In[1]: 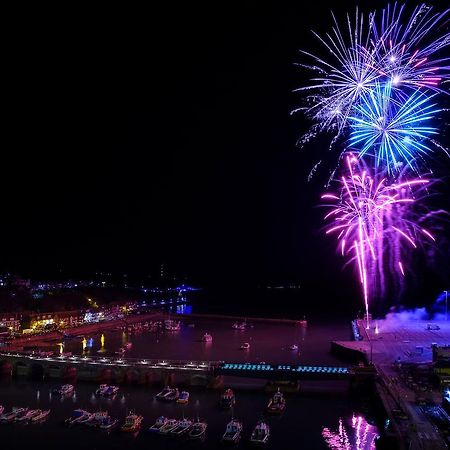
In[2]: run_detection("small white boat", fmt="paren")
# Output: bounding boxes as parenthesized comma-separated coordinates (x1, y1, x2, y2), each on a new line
(53, 384, 74, 396)
(170, 418, 193, 436)
(240, 342, 250, 350)
(159, 419, 179, 435)
(266, 389, 286, 414)
(177, 391, 189, 404)
(232, 322, 246, 330)
(1, 407, 27, 423)
(288, 344, 299, 351)
(222, 418, 243, 444)
(165, 388, 179, 402)
(95, 384, 119, 397)
(99, 415, 118, 431)
(188, 419, 207, 440)
(15, 409, 40, 422)
(31, 409, 50, 423)
(86, 411, 109, 427)
(250, 420, 270, 445)
(149, 416, 168, 433)
(202, 333, 213, 343)
(65, 409, 91, 426)
(155, 386, 172, 400)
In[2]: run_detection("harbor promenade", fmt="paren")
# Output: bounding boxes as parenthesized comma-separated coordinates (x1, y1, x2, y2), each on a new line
(333, 319, 450, 450)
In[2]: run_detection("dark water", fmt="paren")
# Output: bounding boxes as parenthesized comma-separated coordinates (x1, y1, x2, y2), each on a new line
(0, 315, 380, 449)
(62, 317, 352, 365)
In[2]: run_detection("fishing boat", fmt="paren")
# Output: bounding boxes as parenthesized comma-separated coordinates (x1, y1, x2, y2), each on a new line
(31, 409, 50, 423)
(155, 386, 172, 400)
(222, 418, 243, 444)
(15, 409, 39, 422)
(165, 388, 179, 402)
(53, 384, 75, 396)
(99, 415, 119, 431)
(266, 389, 286, 414)
(1, 407, 27, 423)
(250, 420, 270, 445)
(170, 417, 193, 436)
(177, 391, 189, 404)
(95, 384, 119, 397)
(188, 419, 207, 440)
(65, 409, 91, 426)
(148, 416, 169, 433)
(85, 411, 109, 427)
(240, 342, 250, 350)
(220, 389, 236, 409)
(202, 333, 213, 343)
(158, 419, 179, 435)
(121, 412, 143, 432)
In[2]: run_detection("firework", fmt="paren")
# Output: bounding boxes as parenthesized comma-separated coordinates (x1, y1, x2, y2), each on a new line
(294, 3, 449, 174)
(348, 81, 440, 173)
(370, 3, 450, 94)
(322, 154, 437, 326)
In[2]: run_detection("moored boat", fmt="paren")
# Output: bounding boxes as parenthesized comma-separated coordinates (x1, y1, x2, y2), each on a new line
(148, 416, 168, 433)
(250, 420, 270, 445)
(155, 386, 172, 401)
(65, 409, 91, 426)
(288, 344, 299, 351)
(220, 389, 236, 409)
(121, 412, 143, 432)
(31, 409, 50, 423)
(15, 409, 39, 423)
(1, 407, 27, 423)
(165, 388, 179, 402)
(266, 389, 286, 414)
(177, 391, 189, 404)
(170, 418, 193, 436)
(158, 419, 179, 435)
(53, 384, 74, 396)
(202, 333, 213, 343)
(222, 418, 243, 444)
(240, 342, 250, 350)
(95, 384, 119, 397)
(85, 411, 109, 427)
(188, 419, 207, 440)
(99, 415, 118, 431)
(15, 409, 41, 423)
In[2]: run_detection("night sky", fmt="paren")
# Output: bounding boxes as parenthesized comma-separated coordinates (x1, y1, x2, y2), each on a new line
(2, 1, 449, 310)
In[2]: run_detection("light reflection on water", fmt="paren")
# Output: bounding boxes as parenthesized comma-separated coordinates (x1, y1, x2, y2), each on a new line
(1, 318, 381, 449)
(322, 414, 377, 450)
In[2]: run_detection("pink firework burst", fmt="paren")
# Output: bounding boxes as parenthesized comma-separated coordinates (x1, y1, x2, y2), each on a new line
(322, 153, 438, 326)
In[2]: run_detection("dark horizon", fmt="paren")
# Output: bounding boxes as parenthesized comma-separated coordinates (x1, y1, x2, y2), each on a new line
(2, 1, 449, 311)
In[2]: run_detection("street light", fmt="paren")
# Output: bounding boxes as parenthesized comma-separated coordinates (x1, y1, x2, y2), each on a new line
(445, 290, 448, 321)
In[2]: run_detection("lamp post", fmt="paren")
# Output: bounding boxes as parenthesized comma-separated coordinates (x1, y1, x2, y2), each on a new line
(445, 290, 448, 321)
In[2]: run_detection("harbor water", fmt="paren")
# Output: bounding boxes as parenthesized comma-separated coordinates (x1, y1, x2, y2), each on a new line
(0, 307, 381, 449)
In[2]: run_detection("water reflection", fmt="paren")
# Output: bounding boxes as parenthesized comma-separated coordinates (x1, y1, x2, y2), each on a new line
(322, 415, 378, 450)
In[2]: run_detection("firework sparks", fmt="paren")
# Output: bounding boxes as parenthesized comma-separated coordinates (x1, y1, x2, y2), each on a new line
(295, 3, 449, 177)
(322, 154, 437, 326)
(348, 80, 441, 173)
